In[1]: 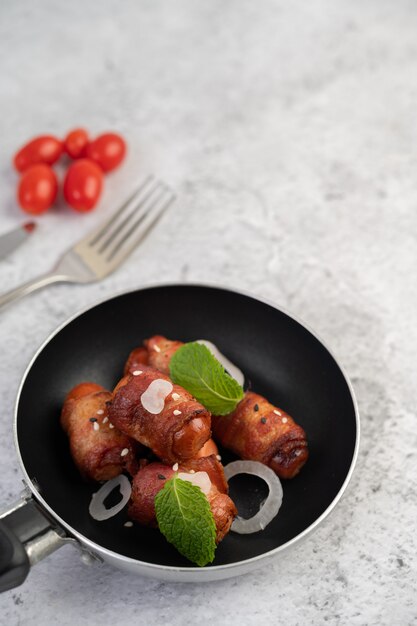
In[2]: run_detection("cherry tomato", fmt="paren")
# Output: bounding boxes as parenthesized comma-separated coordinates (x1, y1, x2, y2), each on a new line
(14, 135, 63, 173)
(64, 128, 89, 159)
(63, 159, 103, 212)
(85, 132, 126, 173)
(17, 164, 58, 215)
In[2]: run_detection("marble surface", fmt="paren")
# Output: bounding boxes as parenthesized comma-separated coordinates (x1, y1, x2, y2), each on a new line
(0, 0, 416, 624)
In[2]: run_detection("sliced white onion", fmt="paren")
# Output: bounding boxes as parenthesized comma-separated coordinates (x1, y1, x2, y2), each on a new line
(89, 475, 132, 521)
(141, 379, 173, 414)
(224, 460, 283, 534)
(196, 340, 245, 386)
(178, 471, 211, 495)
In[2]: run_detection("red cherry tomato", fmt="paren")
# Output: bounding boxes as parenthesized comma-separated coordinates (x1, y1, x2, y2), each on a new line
(63, 159, 104, 212)
(85, 132, 126, 173)
(14, 135, 63, 173)
(64, 128, 89, 159)
(17, 164, 58, 215)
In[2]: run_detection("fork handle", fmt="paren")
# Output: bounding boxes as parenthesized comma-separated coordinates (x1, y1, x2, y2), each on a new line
(0, 273, 68, 311)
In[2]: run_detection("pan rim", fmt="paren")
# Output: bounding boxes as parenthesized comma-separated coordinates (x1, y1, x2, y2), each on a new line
(13, 282, 360, 576)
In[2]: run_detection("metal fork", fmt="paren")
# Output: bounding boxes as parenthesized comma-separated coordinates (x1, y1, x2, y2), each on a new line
(0, 176, 175, 311)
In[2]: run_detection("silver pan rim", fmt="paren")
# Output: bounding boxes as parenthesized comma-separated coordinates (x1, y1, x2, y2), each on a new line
(13, 282, 360, 580)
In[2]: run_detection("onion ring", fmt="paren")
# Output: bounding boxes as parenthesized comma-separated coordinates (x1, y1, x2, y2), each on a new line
(89, 475, 132, 521)
(224, 460, 283, 534)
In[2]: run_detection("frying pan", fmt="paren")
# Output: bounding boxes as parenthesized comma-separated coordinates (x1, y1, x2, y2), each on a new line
(0, 284, 359, 589)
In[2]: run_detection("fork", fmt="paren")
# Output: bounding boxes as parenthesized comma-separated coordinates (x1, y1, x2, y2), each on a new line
(0, 176, 175, 311)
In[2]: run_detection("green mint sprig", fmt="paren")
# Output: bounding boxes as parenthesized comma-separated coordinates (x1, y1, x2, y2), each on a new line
(155, 474, 216, 567)
(169, 342, 244, 415)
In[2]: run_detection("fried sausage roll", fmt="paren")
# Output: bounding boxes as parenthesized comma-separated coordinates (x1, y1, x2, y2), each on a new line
(144, 335, 184, 375)
(195, 438, 219, 458)
(108, 365, 211, 464)
(128, 455, 236, 543)
(213, 391, 308, 479)
(123, 346, 149, 376)
(61, 382, 138, 482)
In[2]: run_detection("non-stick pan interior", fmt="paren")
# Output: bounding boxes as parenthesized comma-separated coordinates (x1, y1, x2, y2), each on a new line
(16, 285, 357, 567)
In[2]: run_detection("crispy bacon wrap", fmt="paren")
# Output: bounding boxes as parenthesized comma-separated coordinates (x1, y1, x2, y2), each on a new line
(213, 391, 308, 479)
(108, 365, 211, 464)
(195, 438, 219, 458)
(123, 346, 149, 376)
(61, 382, 138, 482)
(144, 335, 184, 375)
(128, 455, 236, 543)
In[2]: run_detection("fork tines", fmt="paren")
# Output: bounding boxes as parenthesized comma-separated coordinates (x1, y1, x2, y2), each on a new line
(82, 176, 175, 269)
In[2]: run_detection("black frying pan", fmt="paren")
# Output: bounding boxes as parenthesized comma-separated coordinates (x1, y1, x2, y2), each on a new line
(0, 284, 359, 589)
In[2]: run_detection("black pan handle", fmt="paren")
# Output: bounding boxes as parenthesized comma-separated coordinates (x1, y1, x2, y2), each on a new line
(0, 520, 30, 591)
(0, 493, 68, 592)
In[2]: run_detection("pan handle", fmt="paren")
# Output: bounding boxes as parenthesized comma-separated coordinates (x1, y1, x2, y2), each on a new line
(0, 520, 29, 591)
(0, 490, 71, 592)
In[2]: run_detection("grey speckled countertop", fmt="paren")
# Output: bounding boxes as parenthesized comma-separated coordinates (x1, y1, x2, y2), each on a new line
(0, 1, 416, 624)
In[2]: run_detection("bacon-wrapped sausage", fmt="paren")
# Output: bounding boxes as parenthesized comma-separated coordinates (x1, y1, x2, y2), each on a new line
(61, 382, 138, 482)
(144, 335, 184, 375)
(128, 455, 236, 543)
(195, 438, 219, 458)
(123, 346, 149, 376)
(213, 391, 308, 479)
(108, 365, 211, 464)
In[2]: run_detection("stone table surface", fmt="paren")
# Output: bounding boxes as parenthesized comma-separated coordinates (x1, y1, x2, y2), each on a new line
(0, 1, 416, 624)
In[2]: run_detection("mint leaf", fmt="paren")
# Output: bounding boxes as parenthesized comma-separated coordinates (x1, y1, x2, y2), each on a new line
(155, 474, 216, 567)
(169, 342, 244, 415)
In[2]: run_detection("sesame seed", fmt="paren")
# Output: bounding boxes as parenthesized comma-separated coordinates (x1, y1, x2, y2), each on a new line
(97, 409, 104, 415)
(102, 417, 108, 423)
(121, 448, 129, 457)
(274, 409, 282, 416)
(173, 409, 182, 416)
(171, 393, 180, 401)
(154, 345, 161, 353)
(109, 423, 115, 429)
(189, 469, 195, 474)
(216, 454, 222, 461)
(282, 417, 288, 424)
(124, 521, 133, 528)
(89, 417, 97, 422)
(132, 370, 143, 376)
(93, 422, 100, 431)
(172, 463, 179, 471)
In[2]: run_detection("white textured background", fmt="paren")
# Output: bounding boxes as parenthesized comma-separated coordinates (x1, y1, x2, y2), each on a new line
(0, 1, 416, 624)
